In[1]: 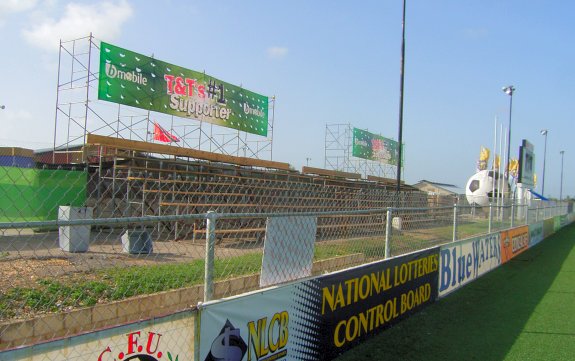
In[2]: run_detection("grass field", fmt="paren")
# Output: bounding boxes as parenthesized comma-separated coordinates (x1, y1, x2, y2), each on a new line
(335, 222, 575, 361)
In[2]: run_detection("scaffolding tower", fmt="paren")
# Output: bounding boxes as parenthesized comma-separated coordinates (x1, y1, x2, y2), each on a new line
(51, 34, 275, 164)
(324, 123, 398, 180)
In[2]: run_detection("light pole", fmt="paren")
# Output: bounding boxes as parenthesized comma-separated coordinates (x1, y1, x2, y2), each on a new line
(541, 129, 548, 196)
(502, 86, 515, 207)
(560, 150, 565, 202)
(502, 86, 515, 180)
(396, 0, 407, 196)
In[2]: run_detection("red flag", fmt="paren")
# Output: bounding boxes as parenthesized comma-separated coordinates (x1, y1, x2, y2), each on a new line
(153, 122, 180, 143)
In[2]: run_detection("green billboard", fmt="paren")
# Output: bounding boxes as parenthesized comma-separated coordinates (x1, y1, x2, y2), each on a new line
(352, 128, 400, 165)
(98, 42, 269, 136)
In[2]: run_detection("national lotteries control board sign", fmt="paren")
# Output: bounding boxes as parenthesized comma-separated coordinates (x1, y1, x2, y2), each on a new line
(98, 42, 269, 137)
(199, 248, 439, 361)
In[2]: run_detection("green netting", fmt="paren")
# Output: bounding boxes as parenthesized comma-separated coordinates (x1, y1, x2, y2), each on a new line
(0, 166, 87, 222)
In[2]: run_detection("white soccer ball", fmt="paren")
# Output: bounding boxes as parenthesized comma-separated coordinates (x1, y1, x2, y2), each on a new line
(465, 170, 509, 207)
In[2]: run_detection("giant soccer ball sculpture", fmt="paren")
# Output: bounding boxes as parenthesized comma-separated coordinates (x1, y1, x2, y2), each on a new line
(465, 170, 509, 207)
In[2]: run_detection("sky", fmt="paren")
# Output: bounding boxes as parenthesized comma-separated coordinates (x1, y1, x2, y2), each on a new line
(0, 0, 573, 199)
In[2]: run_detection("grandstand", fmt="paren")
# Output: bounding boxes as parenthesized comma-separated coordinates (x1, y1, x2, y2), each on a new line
(74, 134, 429, 243)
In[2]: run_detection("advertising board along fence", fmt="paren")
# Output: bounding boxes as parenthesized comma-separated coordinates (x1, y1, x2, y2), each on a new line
(199, 247, 439, 361)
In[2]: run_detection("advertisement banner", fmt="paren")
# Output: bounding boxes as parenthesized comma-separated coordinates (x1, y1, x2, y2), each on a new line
(200, 248, 439, 361)
(0, 311, 194, 361)
(352, 128, 399, 165)
(438, 233, 501, 297)
(501, 226, 530, 264)
(554, 217, 561, 232)
(529, 222, 544, 247)
(543, 218, 555, 237)
(260, 216, 317, 287)
(98, 42, 269, 136)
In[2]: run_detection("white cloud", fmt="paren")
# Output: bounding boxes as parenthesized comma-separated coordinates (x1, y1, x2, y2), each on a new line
(267, 46, 288, 60)
(0, 0, 38, 14)
(22, 0, 133, 52)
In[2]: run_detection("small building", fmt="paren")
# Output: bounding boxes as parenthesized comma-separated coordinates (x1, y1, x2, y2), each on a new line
(0, 147, 35, 168)
(412, 179, 464, 206)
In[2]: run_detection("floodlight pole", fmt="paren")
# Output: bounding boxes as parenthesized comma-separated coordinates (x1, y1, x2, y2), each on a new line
(502, 85, 515, 204)
(396, 0, 407, 203)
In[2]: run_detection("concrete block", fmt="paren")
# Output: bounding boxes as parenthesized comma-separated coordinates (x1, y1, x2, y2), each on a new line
(33, 313, 64, 338)
(63, 308, 92, 335)
(121, 230, 153, 254)
(179, 286, 203, 306)
(92, 304, 118, 324)
(58, 206, 93, 253)
(0, 320, 34, 344)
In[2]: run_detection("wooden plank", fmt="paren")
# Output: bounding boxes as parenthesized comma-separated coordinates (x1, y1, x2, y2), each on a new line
(301, 166, 362, 180)
(86, 134, 292, 171)
(367, 175, 404, 185)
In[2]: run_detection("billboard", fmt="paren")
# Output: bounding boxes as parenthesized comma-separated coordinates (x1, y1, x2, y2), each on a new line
(98, 42, 269, 136)
(438, 233, 501, 297)
(0, 311, 194, 361)
(200, 248, 439, 360)
(529, 221, 544, 247)
(352, 128, 400, 165)
(518, 139, 535, 186)
(500, 226, 530, 264)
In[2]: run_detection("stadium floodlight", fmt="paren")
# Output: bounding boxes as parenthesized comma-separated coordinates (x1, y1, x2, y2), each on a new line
(502, 85, 515, 200)
(541, 129, 548, 196)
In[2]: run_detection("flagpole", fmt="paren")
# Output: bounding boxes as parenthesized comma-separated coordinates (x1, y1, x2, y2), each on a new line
(170, 115, 174, 146)
(501, 126, 508, 220)
(498, 123, 503, 218)
(492, 116, 497, 207)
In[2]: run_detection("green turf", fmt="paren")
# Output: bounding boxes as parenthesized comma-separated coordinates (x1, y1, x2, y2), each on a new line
(335, 222, 575, 361)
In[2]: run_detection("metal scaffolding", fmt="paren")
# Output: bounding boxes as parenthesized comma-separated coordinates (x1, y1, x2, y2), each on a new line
(324, 123, 398, 180)
(51, 34, 275, 164)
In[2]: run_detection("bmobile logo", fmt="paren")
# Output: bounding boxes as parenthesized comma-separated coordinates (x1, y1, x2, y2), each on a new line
(205, 319, 248, 361)
(105, 63, 148, 86)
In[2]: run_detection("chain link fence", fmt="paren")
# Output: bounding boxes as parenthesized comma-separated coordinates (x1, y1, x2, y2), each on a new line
(0, 154, 570, 353)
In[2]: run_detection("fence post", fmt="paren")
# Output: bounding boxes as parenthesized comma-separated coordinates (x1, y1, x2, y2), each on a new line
(452, 204, 458, 242)
(204, 211, 217, 302)
(385, 207, 392, 259)
(511, 202, 515, 228)
(488, 203, 492, 233)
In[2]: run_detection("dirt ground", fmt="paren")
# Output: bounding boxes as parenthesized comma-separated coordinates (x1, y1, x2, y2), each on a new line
(0, 228, 259, 290)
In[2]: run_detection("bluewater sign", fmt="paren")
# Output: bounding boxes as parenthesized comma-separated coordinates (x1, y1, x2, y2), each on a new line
(438, 233, 501, 297)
